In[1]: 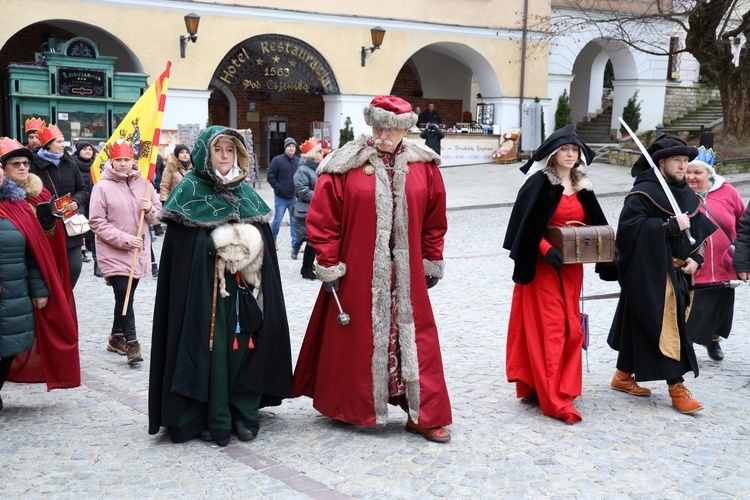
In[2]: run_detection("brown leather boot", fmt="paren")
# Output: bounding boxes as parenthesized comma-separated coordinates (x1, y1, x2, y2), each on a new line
(669, 382, 703, 414)
(126, 340, 143, 365)
(611, 369, 651, 396)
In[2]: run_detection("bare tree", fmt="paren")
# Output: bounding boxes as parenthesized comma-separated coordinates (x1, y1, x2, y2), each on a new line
(542, 0, 750, 143)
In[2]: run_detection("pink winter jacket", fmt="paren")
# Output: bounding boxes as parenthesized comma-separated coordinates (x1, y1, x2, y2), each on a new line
(694, 176, 746, 285)
(89, 161, 161, 279)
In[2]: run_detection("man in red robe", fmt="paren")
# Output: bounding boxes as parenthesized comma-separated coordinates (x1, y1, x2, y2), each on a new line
(291, 95, 452, 443)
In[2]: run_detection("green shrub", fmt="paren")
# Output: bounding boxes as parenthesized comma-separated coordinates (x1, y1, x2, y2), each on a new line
(555, 90, 573, 130)
(620, 91, 642, 135)
(339, 116, 354, 148)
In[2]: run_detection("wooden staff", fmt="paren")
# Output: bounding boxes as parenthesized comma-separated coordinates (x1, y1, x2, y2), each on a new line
(209, 255, 219, 350)
(121, 181, 152, 316)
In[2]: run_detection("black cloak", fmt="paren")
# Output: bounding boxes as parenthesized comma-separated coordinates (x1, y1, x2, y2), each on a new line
(607, 168, 717, 381)
(503, 168, 618, 284)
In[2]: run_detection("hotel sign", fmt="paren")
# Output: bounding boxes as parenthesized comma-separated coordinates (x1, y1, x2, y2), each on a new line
(215, 34, 339, 96)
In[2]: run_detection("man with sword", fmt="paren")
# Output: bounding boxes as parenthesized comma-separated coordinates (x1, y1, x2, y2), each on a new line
(607, 131, 716, 414)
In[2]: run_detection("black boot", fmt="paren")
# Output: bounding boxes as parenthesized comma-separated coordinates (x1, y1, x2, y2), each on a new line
(300, 244, 316, 280)
(94, 262, 103, 278)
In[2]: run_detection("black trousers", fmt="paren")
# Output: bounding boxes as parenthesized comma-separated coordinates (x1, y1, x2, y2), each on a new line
(0, 356, 14, 391)
(109, 275, 140, 341)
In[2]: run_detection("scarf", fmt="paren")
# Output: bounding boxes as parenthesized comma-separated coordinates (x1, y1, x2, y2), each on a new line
(37, 148, 65, 166)
(160, 126, 271, 228)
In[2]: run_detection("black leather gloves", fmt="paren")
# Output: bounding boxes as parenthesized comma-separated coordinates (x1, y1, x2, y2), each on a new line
(323, 279, 340, 293)
(544, 248, 565, 270)
(426, 276, 439, 289)
(35, 201, 63, 231)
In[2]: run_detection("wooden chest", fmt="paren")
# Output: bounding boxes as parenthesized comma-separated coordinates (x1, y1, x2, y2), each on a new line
(546, 222, 615, 264)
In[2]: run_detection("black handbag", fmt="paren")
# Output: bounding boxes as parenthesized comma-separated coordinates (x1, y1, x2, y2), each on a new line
(235, 274, 263, 349)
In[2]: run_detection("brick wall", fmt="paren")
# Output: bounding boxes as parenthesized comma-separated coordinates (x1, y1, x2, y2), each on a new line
(390, 65, 464, 124)
(209, 89, 324, 168)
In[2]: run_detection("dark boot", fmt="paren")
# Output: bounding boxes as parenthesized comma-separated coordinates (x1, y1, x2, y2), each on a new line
(126, 340, 143, 365)
(94, 262, 103, 278)
(300, 244, 316, 280)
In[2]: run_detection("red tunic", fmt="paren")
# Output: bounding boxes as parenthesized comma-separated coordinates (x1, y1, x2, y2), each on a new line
(506, 192, 586, 423)
(291, 140, 451, 428)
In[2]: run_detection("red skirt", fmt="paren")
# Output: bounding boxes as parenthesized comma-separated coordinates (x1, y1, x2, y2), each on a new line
(506, 255, 584, 423)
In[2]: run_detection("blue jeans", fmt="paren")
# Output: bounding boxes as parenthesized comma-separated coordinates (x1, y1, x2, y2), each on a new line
(271, 196, 298, 248)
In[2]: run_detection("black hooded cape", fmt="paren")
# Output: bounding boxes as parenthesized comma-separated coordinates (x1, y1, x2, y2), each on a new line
(607, 168, 717, 381)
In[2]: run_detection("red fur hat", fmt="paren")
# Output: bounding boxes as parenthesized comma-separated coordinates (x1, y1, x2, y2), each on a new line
(363, 95, 417, 130)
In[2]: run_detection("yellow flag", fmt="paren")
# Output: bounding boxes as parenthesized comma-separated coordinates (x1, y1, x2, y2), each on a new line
(91, 61, 171, 183)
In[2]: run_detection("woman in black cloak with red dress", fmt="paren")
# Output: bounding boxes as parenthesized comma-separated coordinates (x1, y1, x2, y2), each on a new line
(503, 126, 616, 424)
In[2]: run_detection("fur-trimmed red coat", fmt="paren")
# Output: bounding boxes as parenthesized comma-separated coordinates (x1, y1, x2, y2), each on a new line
(291, 135, 452, 428)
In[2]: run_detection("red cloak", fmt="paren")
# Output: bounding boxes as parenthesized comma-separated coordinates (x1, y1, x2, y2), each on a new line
(291, 138, 451, 428)
(1, 197, 80, 390)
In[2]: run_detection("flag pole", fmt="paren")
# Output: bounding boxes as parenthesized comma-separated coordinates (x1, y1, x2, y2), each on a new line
(122, 182, 152, 316)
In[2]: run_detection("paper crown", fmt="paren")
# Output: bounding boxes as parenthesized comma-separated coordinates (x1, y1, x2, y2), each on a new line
(0, 137, 26, 159)
(37, 124, 64, 146)
(299, 137, 320, 154)
(108, 139, 135, 160)
(695, 146, 716, 166)
(24, 117, 46, 134)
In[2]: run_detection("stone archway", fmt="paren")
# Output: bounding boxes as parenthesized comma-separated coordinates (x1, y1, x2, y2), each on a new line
(391, 42, 503, 125)
(208, 34, 340, 167)
(0, 20, 143, 136)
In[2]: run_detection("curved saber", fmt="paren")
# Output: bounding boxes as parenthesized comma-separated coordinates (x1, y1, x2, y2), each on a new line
(618, 117, 695, 244)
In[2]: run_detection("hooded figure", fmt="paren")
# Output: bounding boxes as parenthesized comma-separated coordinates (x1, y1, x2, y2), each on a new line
(503, 126, 615, 424)
(148, 126, 292, 446)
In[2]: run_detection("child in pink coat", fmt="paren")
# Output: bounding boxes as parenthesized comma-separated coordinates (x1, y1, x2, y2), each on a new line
(89, 139, 161, 365)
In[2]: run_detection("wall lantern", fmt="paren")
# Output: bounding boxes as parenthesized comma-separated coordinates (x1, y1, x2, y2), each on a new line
(179, 12, 201, 58)
(361, 27, 386, 67)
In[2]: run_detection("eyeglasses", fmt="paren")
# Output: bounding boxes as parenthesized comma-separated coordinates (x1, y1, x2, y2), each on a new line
(373, 128, 401, 137)
(4, 160, 31, 169)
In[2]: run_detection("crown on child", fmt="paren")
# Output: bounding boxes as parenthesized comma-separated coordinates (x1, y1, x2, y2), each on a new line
(696, 146, 715, 166)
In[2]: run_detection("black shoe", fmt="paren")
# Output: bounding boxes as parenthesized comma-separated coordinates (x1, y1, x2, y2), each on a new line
(94, 263, 103, 278)
(152, 263, 159, 277)
(301, 269, 316, 280)
(234, 420, 256, 441)
(199, 430, 213, 442)
(0, 394, 3, 411)
(707, 340, 724, 361)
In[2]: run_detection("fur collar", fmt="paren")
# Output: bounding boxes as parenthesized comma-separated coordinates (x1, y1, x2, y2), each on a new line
(542, 165, 592, 192)
(22, 173, 44, 198)
(318, 135, 440, 175)
(0, 178, 28, 202)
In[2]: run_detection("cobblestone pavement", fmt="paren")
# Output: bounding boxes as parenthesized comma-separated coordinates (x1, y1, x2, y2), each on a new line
(3, 163, 750, 498)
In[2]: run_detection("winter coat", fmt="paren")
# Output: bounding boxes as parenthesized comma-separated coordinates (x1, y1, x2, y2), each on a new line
(292, 157, 319, 242)
(159, 155, 191, 202)
(420, 127, 445, 155)
(71, 154, 94, 216)
(29, 151, 88, 248)
(267, 152, 299, 200)
(694, 177, 745, 284)
(89, 161, 161, 279)
(0, 180, 49, 359)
